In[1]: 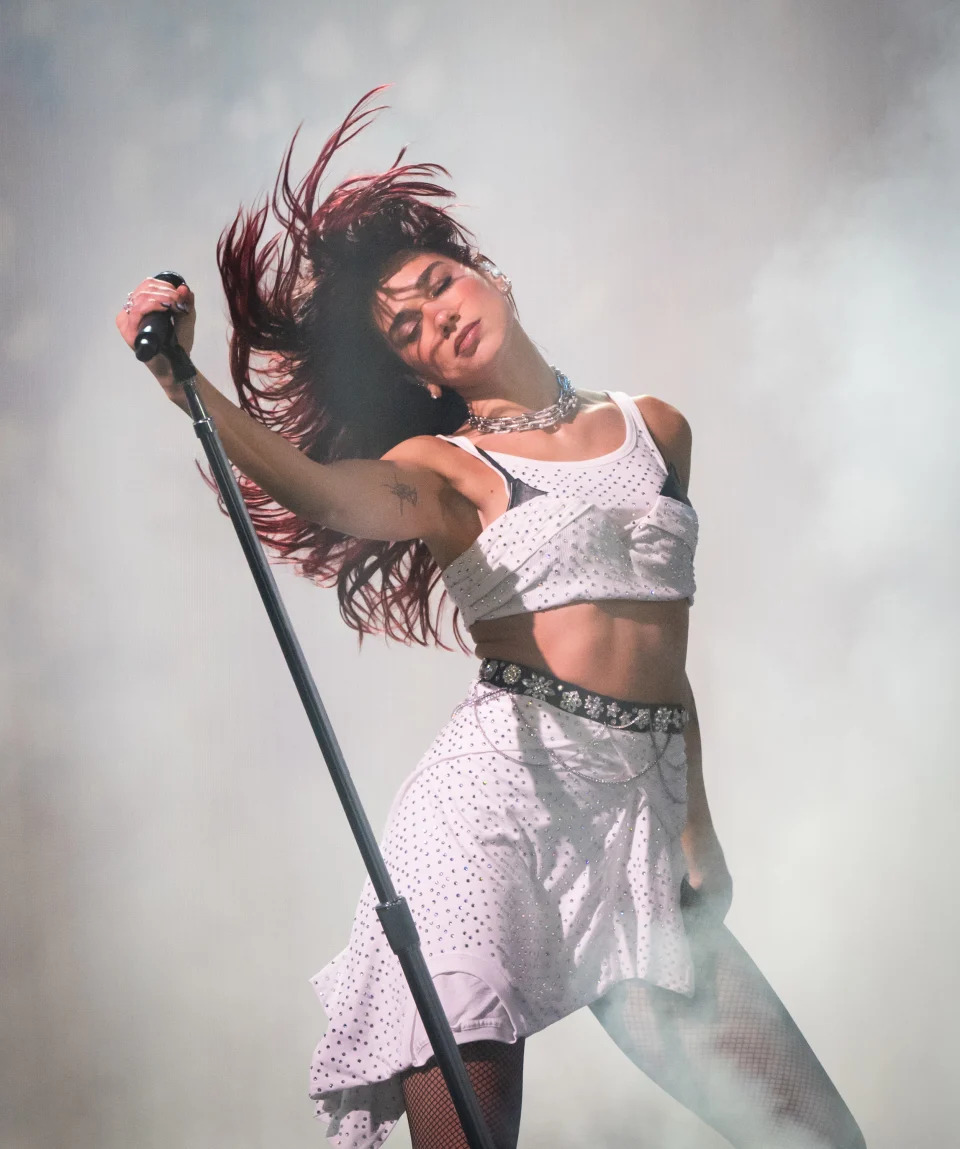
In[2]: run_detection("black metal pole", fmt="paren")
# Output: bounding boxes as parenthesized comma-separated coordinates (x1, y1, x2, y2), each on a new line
(156, 338, 497, 1149)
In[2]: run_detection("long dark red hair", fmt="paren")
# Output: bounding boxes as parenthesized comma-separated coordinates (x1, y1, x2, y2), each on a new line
(215, 89, 479, 648)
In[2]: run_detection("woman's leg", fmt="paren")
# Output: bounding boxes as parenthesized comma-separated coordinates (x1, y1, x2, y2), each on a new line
(401, 1038, 526, 1149)
(590, 925, 865, 1149)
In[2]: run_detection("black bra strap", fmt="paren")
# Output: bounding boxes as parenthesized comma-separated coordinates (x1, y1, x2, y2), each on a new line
(473, 445, 547, 511)
(659, 462, 691, 506)
(473, 444, 517, 486)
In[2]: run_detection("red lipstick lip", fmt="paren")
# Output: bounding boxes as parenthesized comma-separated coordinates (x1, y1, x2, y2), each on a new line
(454, 319, 480, 356)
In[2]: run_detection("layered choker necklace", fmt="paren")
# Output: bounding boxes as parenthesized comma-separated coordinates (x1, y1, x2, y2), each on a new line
(465, 367, 579, 435)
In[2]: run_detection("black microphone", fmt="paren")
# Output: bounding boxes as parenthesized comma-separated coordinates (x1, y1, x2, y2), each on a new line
(134, 270, 186, 362)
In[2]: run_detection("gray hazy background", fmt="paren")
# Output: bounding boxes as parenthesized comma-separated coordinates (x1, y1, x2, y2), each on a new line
(3, 2, 958, 1146)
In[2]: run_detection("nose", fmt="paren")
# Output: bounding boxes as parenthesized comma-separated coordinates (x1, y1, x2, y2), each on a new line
(434, 306, 459, 338)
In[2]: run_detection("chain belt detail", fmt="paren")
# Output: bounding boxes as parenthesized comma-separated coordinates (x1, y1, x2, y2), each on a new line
(477, 658, 689, 733)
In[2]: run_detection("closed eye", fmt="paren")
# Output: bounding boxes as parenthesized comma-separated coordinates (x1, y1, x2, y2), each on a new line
(393, 275, 454, 345)
(389, 309, 420, 345)
(399, 315, 421, 345)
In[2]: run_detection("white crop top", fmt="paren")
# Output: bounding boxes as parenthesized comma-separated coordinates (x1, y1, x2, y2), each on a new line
(438, 391, 698, 627)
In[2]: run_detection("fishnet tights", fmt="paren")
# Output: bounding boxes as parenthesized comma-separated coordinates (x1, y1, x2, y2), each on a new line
(401, 1039, 525, 1149)
(400, 927, 864, 1148)
(591, 923, 866, 1149)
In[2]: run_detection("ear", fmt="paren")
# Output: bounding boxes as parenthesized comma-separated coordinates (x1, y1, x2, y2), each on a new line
(476, 256, 512, 294)
(412, 375, 443, 400)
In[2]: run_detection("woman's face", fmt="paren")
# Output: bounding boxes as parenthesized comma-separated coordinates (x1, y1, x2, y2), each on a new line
(372, 252, 513, 391)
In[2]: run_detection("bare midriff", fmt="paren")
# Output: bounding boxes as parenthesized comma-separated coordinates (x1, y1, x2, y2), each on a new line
(469, 598, 690, 704)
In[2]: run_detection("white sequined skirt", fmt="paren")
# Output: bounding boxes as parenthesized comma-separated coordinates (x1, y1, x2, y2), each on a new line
(308, 679, 695, 1148)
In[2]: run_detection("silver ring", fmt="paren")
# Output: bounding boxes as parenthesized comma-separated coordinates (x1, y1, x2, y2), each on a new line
(123, 291, 134, 313)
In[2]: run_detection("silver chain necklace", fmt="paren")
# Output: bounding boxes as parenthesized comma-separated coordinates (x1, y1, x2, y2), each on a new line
(466, 367, 579, 434)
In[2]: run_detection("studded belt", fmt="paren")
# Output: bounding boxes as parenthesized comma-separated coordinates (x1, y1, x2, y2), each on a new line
(478, 658, 689, 732)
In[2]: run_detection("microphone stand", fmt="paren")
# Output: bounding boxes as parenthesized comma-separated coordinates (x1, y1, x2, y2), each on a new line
(156, 337, 497, 1149)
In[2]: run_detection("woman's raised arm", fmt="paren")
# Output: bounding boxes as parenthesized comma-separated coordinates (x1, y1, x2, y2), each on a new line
(116, 277, 469, 545)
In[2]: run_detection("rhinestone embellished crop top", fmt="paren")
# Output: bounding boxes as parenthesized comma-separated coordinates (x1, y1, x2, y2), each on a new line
(438, 391, 698, 627)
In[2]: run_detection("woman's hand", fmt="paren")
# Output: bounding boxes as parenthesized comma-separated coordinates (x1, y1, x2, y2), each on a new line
(680, 838, 733, 931)
(115, 277, 197, 397)
(677, 678, 732, 931)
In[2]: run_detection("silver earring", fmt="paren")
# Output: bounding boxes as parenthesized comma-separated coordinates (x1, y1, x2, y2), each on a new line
(478, 257, 512, 293)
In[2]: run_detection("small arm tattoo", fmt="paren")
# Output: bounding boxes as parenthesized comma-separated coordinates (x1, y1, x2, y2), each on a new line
(383, 478, 419, 515)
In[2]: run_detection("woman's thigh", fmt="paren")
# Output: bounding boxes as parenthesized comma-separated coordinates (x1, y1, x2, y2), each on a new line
(590, 925, 865, 1149)
(401, 1038, 525, 1149)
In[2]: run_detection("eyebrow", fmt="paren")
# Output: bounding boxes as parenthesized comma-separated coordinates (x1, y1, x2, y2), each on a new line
(386, 260, 443, 339)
